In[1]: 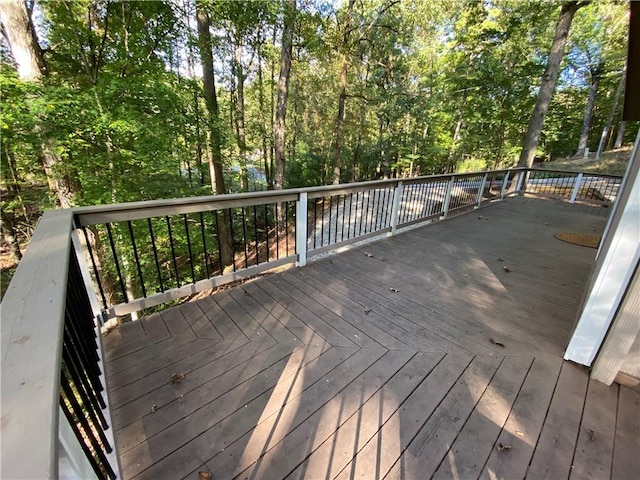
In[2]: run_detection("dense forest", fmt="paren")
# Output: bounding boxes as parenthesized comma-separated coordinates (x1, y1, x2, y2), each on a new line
(0, 0, 635, 269)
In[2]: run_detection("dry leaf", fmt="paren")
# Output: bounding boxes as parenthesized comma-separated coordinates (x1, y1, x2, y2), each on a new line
(199, 471, 212, 480)
(588, 428, 596, 441)
(171, 372, 185, 383)
(243, 290, 250, 296)
(497, 257, 504, 262)
(364, 252, 374, 258)
(151, 404, 157, 413)
(497, 442, 511, 452)
(515, 430, 525, 437)
(478, 216, 483, 220)
(364, 307, 371, 314)
(490, 338, 505, 347)
(503, 266, 511, 273)
(389, 287, 400, 293)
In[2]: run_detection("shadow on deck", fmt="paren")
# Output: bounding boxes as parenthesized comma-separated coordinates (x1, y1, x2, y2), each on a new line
(103, 197, 639, 480)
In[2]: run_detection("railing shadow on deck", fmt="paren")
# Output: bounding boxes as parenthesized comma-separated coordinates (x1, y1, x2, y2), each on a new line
(0, 167, 622, 478)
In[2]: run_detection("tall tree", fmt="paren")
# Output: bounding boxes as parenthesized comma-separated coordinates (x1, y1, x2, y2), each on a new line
(575, 58, 602, 156)
(195, 1, 233, 267)
(0, 0, 76, 208)
(517, 1, 588, 168)
(273, 0, 296, 190)
(331, 0, 355, 184)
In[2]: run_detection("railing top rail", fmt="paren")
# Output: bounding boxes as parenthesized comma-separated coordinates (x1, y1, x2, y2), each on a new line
(73, 168, 523, 226)
(527, 168, 624, 179)
(0, 209, 74, 479)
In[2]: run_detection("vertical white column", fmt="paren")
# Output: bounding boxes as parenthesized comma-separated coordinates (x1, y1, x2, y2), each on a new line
(390, 181, 404, 235)
(570, 173, 584, 203)
(296, 192, 308, 266)
(475, 173, 488, 208)
(442, 176, 455, 218)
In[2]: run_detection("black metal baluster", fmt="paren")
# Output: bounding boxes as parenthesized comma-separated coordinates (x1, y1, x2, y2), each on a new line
(363, 190, 371, 233)
(214, 211, 224, 274)
(288, 201, 292, 256)
(183, 214, 196, 283)
(275, 203, 280, 259)
(334, 196, 339, 244)
(165, 216, 180, 288)
(347, 193, 354, 239)
(264, 203, 270, 262)
(228, 208, 237, 272)
(313, 197, 318, 249)
(356, 191, 363, 236)
(62, 348, 108, 430)
(199, 212, 210, 278)
(105, 223, 128, 303)
(127, 221, 146, 298)
(341, 194, 347, 241)
(373, 188, 381, 230)
(80, 227, 107, 309)
(59, 396, 114, 480)
(253, 205, 260, 265)
(320, 197, 326, 247)
(147, 218, 164, 292)
(241, 207, 249, 269)
(328, 195, 333, 245)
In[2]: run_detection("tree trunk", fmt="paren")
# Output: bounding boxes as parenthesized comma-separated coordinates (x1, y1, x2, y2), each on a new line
(273, 0, 296, 191)
(331, 0, 356, 185)
(0, 0, 47, 80)
(195, 1, 233, 268)
(233, 31, 249, 191)
(0, 210, 22, 263)
(576, 62, 602, 157)
(596, 63, 627, 160)
(614, 120, 626, 149)
(1, 0, 77, 208)
(257, 32, 270, 189)
(517, 1, 586, 168)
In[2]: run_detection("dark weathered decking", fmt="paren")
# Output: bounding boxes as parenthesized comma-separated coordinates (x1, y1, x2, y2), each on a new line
(103, 197, 640, 480)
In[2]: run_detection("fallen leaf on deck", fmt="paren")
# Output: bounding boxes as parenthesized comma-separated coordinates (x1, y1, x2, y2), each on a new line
(364, 252, 374, 257)
(389, 287, 400, 293)
(199, 471, 212, 480)
(497, 442, 511, 452)
(489, 338, 505, 347)
(364, 307, 371, 314)
(588, 428, 596, 441)
(243, 290, 250, 296)
(503, 266, 511, 273)
(478, 216, 483, 220)
(151, 404, 157, 413)
(171, 372, 185, 383)
(515, 430, 524, 437)
(497, 257, 504, 262)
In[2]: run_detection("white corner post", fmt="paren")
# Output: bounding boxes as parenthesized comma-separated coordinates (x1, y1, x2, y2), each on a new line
(475, 173, 488, 208)
(442, 176, 455, 218)
(296, 192, 308, 266)
(390, 181, 404, 235)
(515, 170, 527, 195)
(58, 406, 95, 480)
(565, 128, 640, 371)
(569, 173, 583, 204)
(500, 171, 510, 200)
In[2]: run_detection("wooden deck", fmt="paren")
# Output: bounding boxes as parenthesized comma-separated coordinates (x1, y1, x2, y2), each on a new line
(103, 197, 639, 480)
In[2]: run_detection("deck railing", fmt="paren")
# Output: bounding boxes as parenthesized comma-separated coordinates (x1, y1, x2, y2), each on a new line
(0, 166, 621, 478)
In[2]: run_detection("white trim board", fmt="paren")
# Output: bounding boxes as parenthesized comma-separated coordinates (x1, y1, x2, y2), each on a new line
(565, 128, 640, 367)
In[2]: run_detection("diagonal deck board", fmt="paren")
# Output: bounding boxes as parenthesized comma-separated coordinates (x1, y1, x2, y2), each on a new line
(102, 198, 638, 480)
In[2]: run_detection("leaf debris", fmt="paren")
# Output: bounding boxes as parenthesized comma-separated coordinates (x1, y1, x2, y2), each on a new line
(489, 338, 505, 347)
(171, 372, 185, 383)
(588, 428, 596, 441)
(497, 442, 511, 452)
(364, 252, 374, 257)
(503, 266, 511, 273)
(151, 404, 158, 413)
(199, 471, 212, 480)
(389, 287, 400, 293)
(364, 307, 371, 314)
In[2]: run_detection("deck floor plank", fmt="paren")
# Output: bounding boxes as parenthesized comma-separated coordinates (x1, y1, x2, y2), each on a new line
(612, 386, 640, 480)
(99, 198, 637, 480)
(526, 361, 590, 479)
(570, 378, 619, 480)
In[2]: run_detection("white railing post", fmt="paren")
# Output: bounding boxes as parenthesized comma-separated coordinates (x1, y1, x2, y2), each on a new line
(475, 173, 488, 208)
(570, 173, 584, 203)
(442, 176, 455, 218)
(390, 181, 404, 235)
(500, 171, 510, 199)
(515, 170, 526, 194)
(296, 192, 308, 266)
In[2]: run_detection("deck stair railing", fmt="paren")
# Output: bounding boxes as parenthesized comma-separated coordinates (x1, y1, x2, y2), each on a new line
(0, 166, 622, 479)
